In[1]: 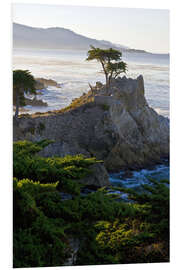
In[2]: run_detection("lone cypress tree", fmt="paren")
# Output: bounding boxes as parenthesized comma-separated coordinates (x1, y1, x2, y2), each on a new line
(86, 46, 127, 87)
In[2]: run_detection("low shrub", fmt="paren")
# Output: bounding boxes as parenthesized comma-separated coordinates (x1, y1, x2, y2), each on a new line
(13, 140, 169, 267)
(76, 179, 169, 265)
(13, 178, 70, 268)
(13, 140, 97, 192)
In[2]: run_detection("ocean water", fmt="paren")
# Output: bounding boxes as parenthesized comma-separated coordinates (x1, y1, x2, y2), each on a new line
(110, 161, 169, 188)
(13, 48, 169, 117)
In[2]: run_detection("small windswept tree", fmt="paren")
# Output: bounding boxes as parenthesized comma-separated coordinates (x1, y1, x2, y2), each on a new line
(106, 61, 127, 86)
(86, 46, 127, 87)
(13, 70, 36, 118)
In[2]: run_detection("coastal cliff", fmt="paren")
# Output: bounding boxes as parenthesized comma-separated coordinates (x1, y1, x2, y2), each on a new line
(13, 75, 169, 173)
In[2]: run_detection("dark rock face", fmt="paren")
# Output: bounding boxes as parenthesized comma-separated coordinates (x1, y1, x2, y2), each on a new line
(13, 75, 169, 184)
(78, 163, 110, 187)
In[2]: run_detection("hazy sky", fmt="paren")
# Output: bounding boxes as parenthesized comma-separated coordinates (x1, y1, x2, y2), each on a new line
(12, 3, 169, 53)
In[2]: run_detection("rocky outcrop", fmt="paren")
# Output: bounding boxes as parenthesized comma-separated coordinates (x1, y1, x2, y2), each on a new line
(35, 78, 61, 89)
(13, 75, 169, 175)
(35, 79, 45, 90)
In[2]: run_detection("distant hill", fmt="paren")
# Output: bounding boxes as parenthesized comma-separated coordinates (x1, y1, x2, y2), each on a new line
(13, 22, 147, 53)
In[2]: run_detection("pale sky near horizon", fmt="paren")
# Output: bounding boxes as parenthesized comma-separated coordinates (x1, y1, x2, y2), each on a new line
(12, 3, 169, 54)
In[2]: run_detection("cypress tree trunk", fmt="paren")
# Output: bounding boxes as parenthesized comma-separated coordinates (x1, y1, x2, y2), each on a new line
(100, 61, 108, 88)
(107, 77, 111, 88)
(105, 73, 108, 87)
(15, 94, 20, 119)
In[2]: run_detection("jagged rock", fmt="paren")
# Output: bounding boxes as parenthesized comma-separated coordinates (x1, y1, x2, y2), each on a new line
(35, 80, 45, 90)
(13, 75, 169, 177)
(24, 97, 48, 107)
(35, 78, 61, 88)
(78, 163, 110, 187)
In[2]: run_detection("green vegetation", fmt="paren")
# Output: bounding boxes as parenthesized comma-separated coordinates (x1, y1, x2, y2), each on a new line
(13, 140, 169, 267)
(13, 140, 97, 194)
(13, 178, 70, 268)
(13, 70, 36, 118)
(76, 180, 169, 265)
(86, 46, 127, 87)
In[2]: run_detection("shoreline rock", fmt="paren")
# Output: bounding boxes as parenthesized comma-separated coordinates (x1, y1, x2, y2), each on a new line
(13, 75, 169, 183)
(35, 78, 61, 89)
